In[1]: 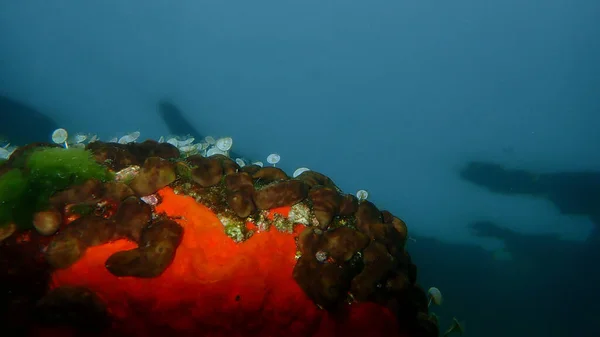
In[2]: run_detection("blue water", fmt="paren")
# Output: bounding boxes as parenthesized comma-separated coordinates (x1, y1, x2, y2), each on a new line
(1, 1, 599, 336)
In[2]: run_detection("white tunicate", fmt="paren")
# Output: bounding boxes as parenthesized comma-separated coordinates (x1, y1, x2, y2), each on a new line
(158, 136, 165, 143)
(118, 131, 140, 144)
(0, 147, 11, 159)
(108, 137, 118, 143)
(166, 137, 179, 147)
(51, 128, 68, 144)
(73, 134, 87, 144)
(356, 189, 369, 201)
(178, 144, 197, 153)
(88, 135, 98, 143)
(235, 158, 246, 167)
(178, 137, 195, 147)
(129, 131, 141, 141)
(267, 153, 280, 166)
(204, 136, 216, 145)
(206, 146, 227, 157)
(216, 137, 233, 151)
(427, 287, 443, 306)
(7, 145, 17, 155)
(252, 161, 264, 167)
(293, 167, 310, 178)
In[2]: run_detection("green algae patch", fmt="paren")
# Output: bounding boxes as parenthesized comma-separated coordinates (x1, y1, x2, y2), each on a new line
(0, 169, 29, 227)
(0, 147, 114, 230)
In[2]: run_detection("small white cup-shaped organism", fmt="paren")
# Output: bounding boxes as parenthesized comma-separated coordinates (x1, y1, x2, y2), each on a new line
(206, 146, 227, 157)
(427, 287, 443, 307)
(119, 131, 141, 144)
(443, 317, 464, 337)
(267, 153, 280, 166)
(293, 167, 310, 178)
(166, 137, 179, 147)
(204, 136, 216, 145)
(0, 146, 16, 160)
(178, 144, 197, 156)
(356, 189, 369, 201)
(73, 133, 87, 144)
(178, 136, 195, 147)
(235, 158, 246, 167)
(216, 137, 233, 152)
(130, 131, 141, 141)
(51, 128, 69, 148)
(252, 161, 264, 167)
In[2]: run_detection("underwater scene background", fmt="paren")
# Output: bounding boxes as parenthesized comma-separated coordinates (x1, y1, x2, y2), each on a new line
(1, 1, 599, 336)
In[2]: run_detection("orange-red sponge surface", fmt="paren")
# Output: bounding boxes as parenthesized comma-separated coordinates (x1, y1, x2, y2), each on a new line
(45, 187, 406, 337)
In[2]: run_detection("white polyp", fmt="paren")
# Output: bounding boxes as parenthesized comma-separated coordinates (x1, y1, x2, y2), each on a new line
(74, 134, 87, 144)
(206, 146, 227, 157)
(51, 128, 68, 144)
(267, 153, 280, 166)
(252, 161, 264, 167)
(178, 137, 195, 147)
(293, 167, 310, 178)
(119, 131, 141, 144)
(166, 138, 179, 147)
(235, 158, 246, 167)
(205, 136, 216, 145)
(427, 287, 443, 306)
(356, 189, 369, 201)
(0, 147, 13, 160)
(216, 137, 233, 151)
(179, 145, 196, 153)
(129, 131, 141, 141)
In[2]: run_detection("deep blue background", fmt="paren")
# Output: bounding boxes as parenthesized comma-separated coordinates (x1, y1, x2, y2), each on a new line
(2, 1, 599, 336)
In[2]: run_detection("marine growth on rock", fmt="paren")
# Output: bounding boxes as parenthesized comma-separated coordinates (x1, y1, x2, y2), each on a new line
(0, 133, 439, 337)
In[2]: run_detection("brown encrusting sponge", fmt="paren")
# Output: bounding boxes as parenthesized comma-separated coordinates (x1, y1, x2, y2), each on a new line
(0, 139, 439, 337)
(105, 218, 183, 278)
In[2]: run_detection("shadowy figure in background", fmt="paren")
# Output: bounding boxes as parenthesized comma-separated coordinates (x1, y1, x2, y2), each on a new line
(157, 99, 243, 160)
(157, 100, 202, 141)
(459, 161, 600, 244)
(0, 95, 58, 145)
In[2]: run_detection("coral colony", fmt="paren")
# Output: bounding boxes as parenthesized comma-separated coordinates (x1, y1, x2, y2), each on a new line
(0, 129, 463, 337)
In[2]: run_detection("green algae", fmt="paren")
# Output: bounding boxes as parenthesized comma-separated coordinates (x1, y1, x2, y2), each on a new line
(0, 169, 29, 227)
(0, 147, 114, 230)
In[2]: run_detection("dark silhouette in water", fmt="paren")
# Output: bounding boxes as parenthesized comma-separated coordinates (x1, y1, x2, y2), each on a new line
(411, 220, 599, 337)
(0, 95, 59, 145)
(157, 100, 243, 160)
(157, 100, 202, 141)
(459, 161, 600, 242)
